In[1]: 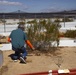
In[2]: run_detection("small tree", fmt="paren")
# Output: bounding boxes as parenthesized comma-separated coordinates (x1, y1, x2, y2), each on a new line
(26, 19, 60, 51)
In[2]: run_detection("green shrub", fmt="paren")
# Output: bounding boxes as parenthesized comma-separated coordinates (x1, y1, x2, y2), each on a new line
(64, 30, 76, 38)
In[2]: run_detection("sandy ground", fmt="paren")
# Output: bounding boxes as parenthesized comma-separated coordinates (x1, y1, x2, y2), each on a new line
(0, 47, 76, 75)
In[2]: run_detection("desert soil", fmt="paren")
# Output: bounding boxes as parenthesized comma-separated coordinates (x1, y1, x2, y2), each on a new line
(0, 47, 76, 75)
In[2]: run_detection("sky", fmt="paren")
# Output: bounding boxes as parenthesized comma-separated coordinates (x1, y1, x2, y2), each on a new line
(0, 0, 76, 13)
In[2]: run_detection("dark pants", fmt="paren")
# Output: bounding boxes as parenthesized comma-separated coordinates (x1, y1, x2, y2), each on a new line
(12, 46, 27, 60)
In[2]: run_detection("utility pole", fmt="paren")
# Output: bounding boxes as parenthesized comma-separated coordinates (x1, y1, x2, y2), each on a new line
(64, 10, 66, 28)
(18, 10, 21, 22)
(64, 15, 65, 27)
(3, 14, 6, 32)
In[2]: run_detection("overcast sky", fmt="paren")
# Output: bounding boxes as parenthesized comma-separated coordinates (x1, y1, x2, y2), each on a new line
(0, 0, 76, 13)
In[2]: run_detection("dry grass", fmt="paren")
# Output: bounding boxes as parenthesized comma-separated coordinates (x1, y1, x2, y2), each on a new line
(0, 65, 8, 75)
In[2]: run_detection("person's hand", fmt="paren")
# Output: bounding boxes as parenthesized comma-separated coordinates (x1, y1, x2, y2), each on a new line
(32, 47, 35, 51)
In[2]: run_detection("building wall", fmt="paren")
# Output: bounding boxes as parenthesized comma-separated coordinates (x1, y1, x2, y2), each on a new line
(0, 50, 3, 68)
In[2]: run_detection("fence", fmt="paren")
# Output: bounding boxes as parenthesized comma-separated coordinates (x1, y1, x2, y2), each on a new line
(0, 19, 76, 33)
(0, 24, 18, 33)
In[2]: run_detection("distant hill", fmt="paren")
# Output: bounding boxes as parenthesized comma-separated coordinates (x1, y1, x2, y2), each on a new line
(0, 9, 76, 19)
(9, 9, 76, 13)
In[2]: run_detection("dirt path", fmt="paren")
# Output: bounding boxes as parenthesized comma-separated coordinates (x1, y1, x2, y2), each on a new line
(1, 47, 76, 75)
